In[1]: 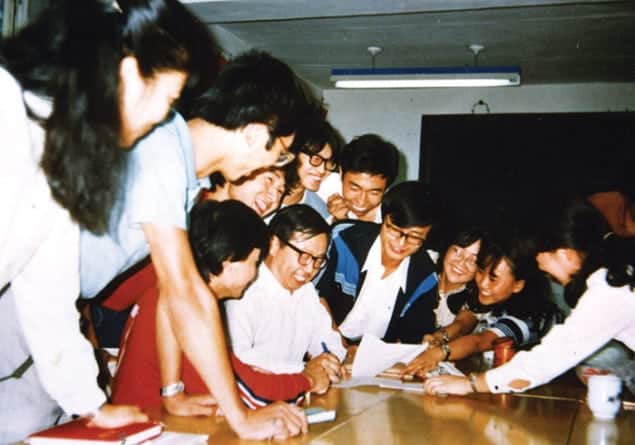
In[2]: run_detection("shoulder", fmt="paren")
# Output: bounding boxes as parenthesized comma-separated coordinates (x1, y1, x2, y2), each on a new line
(131, 112, 185, 159)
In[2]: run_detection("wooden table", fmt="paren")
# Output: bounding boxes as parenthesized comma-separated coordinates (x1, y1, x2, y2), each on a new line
(150, 376, 635, 444)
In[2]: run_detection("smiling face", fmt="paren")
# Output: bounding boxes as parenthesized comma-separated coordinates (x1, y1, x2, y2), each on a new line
(228, 168, 285, 217)
(265, 232, 328, 292)
(475, 257, 525, 306)
(341, 171, 387, 219)
(442, 240, 481, 289)
(119, 59, 187, 148)
(379, 216, 431, 269)
(297, 143, 334, 192)
(536, 248, 584, 286)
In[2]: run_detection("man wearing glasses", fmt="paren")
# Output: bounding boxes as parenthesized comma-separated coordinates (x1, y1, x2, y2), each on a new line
(225, 205, 346, 399)
(317, 181, 440, 344)
(80, 51, 315, 439)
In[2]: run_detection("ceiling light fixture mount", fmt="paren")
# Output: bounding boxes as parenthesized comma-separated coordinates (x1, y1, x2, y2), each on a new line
(331, 43, 520, 89)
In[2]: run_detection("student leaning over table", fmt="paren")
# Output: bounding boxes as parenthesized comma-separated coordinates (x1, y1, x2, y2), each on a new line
(402, 228, 561, 378)
(225, 205, 346, 396)
(79, 51, 318, 439)
(0, 1, 217, 442)
(424, 199, 635, 396)
(111, 201, 314, 416)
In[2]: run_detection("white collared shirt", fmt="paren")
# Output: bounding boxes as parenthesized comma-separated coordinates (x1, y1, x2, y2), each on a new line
(224, 264, 346, 374)
(339, 235, 410, 340)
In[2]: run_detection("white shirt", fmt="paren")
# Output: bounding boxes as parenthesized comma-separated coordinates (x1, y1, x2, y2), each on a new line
(224, 264, 346, 374)
(486, 268, 635, 393)
(0, 68, 105, 414)
(338, 236, 410, 340)
(316, 172, 382, 224)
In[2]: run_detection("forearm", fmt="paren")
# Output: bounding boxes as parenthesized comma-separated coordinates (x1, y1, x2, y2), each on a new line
(161, 277, 247, 426)
(446, 332, 497, 362)
(144, 224, 247, 427)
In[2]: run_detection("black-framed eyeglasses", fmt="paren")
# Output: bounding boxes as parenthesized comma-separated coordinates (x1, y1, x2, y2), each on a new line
(302, 151, 337, 172)
(384, 218, 426, 246)
(281, 238, 328, 270)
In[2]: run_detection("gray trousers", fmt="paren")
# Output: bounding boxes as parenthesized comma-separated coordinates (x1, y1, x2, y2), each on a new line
(0, 286, 64, 445)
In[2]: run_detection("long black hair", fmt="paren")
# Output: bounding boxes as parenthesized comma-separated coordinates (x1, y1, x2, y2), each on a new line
(1, 0, 218, 233)
(538, 198, 635, 306)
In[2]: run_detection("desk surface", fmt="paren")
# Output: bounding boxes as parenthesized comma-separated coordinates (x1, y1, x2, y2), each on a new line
(149, 378, 635, 444)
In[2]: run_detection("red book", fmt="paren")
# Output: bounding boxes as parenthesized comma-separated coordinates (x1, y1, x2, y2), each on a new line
(27, 418, 163, 445)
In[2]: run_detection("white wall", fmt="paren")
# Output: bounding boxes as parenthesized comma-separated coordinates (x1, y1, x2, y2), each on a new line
(323, 83, 635, 180)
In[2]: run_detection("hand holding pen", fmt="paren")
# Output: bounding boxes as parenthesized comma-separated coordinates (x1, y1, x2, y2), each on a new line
(319, 342, 343, 383)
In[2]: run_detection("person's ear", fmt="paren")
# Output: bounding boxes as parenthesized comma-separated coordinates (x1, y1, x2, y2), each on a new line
(269, 236, 281, 256)
(511, 279, 525, 294)
(119, 56, 143, 104)
(242, 123, 269, 151)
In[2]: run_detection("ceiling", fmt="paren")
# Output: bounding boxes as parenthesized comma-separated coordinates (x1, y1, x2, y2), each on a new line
(184, 0, 635, 90)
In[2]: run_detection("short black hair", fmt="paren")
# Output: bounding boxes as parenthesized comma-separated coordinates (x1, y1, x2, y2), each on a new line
(187, 50, 316, 142)
(340, 134, 400, 186)
(268, 204, 330, 244)
(188, 200, 269, 279)
(381, 181, 440, 228)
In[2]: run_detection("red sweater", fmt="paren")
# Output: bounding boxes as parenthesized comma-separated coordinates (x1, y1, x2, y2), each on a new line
(110, 263, 310, 408)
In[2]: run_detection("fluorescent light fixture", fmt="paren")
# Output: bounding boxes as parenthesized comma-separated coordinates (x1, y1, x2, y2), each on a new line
(330, 66, 520, 88)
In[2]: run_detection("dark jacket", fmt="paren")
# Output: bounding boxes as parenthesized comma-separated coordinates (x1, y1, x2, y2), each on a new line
(316, 221, 438, 343)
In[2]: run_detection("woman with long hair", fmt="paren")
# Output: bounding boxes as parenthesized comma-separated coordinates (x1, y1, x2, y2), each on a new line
(0, 1, 217, 441)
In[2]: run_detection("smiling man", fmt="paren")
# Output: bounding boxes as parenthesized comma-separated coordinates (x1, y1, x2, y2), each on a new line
(317, 134, 400, 223)
(225, 205, 346, 399)
(80, 51, 316, 440)
(317, 181, 441, 344)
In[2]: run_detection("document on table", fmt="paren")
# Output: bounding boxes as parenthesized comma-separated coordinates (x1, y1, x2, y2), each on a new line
(351, 334, 427, 378)
(334, 334, 464, 391)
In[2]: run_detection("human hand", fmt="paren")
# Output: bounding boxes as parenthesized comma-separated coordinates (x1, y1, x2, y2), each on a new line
(312, 352, 343, 383)
(400, 348, 444, 379)
(327, 194, 349, 221)
(162, 392, 218, 417)
(424, 375, 472, 396)
(422, 333, 443, 347)
(234, 402, 307, 440)
(303, 359, 332, 394)
(87, 403, 148, 428)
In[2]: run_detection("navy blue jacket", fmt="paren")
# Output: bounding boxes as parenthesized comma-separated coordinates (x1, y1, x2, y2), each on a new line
(316, 221, 438, 343)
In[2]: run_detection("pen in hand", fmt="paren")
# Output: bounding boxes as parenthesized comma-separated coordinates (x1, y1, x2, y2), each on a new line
(321, 341, 341, 379)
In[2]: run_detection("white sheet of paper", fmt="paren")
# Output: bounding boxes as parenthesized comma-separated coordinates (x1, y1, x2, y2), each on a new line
(351, 334, 428, 378)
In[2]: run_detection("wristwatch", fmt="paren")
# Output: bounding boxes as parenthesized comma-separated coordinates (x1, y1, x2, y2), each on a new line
(160, 380, 185, 397)
(440, 343, 451, 361)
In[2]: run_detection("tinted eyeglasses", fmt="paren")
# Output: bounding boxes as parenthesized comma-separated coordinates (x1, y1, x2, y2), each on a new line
(384, 218, 426, 246)
(302, 151, 337, 172)
(281, 238, 328, 270)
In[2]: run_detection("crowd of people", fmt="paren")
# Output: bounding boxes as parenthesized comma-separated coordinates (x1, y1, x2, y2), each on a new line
(1, 1, 634, 443)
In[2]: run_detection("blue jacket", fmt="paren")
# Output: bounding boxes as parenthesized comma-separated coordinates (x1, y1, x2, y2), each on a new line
(316, 221, 439, 343)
